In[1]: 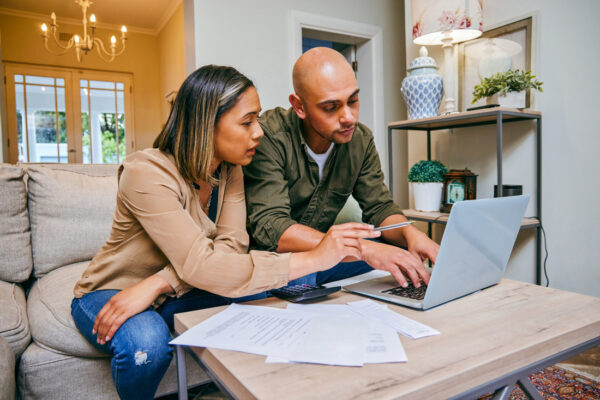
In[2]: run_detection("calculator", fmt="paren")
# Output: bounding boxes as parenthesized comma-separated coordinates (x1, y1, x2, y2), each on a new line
(269, 284, 341, 303)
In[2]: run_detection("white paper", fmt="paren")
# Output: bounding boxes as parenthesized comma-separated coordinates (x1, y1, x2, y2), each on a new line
(170, 303, 311, 358)
(347, 299, 440, 339)
(286, 313, 367, 366)
(266, 304, 406, 364)
(170, 303, 368, 366)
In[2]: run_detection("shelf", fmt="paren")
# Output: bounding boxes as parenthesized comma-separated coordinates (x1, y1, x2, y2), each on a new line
(402, 209, 540, 229)
(388, 108, 541, 131)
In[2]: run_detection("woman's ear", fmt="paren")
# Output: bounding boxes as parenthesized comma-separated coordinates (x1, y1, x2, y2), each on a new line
(288, 94, 306, 119)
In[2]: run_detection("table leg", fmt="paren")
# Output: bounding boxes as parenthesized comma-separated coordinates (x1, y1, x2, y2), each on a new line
(176, 345, 188, 400)
(517, 377, 543, 400)
(491, 384, 514, 400)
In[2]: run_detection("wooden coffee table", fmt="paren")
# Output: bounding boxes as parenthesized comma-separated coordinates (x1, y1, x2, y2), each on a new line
(173, 279, 600, 400)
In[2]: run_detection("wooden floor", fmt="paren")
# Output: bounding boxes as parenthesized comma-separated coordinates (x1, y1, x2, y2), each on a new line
(560, 345, 600, 381)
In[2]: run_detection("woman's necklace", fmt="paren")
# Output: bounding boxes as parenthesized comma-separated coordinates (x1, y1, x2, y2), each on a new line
(193, 182, 213, 214)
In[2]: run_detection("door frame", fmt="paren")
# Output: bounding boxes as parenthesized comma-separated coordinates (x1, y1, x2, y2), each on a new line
(3, 62, 134, 163)
(4, 63, 76, 163)
(288, 11, 387, 173)
(75, 69, 135, 163)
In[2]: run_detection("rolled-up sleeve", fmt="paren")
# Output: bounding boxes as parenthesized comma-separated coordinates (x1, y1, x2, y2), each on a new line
(119, 161, 289, 298)
(353, 136, 403, 227)
(243, 132, 297, 251)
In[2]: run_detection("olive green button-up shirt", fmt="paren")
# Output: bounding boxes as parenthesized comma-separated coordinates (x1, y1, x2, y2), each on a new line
(243, 107, 403, 251)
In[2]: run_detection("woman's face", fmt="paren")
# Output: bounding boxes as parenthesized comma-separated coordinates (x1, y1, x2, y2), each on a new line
(213, 86, 263, 166)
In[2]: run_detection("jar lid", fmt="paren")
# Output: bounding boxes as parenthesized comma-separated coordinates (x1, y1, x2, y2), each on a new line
(408, 46, 438, 71)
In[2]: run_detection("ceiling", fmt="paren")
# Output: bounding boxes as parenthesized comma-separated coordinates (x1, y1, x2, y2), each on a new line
(0, 0, 182, 33)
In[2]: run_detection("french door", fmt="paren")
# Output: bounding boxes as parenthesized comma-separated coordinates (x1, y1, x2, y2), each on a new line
(4, 63, 134, 164)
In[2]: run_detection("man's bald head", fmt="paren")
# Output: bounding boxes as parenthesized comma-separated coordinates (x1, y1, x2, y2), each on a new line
(292, 47, 356, 99)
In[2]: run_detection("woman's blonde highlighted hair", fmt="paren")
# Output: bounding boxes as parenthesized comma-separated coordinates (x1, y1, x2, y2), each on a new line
(153, 65, 254, 185)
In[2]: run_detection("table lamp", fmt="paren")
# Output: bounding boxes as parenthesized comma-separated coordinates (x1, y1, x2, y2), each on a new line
(411, 0, 483, 113)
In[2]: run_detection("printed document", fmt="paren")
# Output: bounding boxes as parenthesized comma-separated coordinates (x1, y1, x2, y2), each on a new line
(170, 303, 367, 366)
(348, 299, 440, 339)
(266, 304, 406, 364)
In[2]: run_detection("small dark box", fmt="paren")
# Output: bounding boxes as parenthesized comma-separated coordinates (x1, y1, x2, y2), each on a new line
(494, 184, 523, 197)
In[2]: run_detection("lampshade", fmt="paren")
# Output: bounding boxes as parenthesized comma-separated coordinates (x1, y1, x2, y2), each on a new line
(412, 0, 483, 45)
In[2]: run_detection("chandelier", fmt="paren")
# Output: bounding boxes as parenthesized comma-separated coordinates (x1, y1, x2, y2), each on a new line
(40, 0, 127, 62)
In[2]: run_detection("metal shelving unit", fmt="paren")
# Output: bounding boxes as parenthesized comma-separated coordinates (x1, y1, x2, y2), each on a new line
(387, 107, 543, 284)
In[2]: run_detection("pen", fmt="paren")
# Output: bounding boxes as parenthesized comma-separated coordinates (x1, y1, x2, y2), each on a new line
(374, 221, 414, 232)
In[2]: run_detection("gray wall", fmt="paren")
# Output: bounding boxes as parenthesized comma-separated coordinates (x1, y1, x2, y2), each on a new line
(404, 0, 600, 297)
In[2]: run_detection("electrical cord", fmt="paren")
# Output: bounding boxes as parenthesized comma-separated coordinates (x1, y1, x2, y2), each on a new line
(540, 223, 549, 287)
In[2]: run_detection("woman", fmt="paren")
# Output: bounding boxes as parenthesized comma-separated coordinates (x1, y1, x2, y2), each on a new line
(71, 65, 379, 399)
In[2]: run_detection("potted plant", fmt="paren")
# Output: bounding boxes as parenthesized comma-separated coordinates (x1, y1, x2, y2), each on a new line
(408, 160, 447, 212)
(471, 69, 543, 108)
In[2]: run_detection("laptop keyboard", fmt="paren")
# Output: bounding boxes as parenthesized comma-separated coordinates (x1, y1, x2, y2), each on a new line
(381, 282, 427, 300)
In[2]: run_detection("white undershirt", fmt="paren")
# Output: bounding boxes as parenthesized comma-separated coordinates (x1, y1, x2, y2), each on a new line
(305, 142, 334, 180)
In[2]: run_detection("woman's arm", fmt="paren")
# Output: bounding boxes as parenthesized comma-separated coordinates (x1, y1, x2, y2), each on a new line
(93, 274, 172, 345)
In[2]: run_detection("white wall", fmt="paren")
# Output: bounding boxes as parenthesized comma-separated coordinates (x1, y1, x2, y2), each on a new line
(190, 0, 409, 203)
(405, 0, 600, 297)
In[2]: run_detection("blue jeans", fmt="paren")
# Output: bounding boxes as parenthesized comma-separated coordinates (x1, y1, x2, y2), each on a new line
(70, 259, 371, 399)
(71, 289, 266, 400)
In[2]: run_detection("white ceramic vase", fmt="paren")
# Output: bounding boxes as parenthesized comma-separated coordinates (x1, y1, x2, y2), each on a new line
(412, 182, 443, 212)
(487, 91, 526, 109)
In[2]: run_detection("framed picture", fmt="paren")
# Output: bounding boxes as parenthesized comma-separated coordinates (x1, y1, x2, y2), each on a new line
(458, 17, 533, 111)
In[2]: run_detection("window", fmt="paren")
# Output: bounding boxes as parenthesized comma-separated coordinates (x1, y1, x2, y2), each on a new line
(4, 63, 134, 164)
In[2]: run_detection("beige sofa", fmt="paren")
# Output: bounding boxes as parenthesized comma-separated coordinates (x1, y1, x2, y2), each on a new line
(0, 163, 208, 399)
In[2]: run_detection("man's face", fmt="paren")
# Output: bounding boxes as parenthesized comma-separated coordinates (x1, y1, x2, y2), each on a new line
(298, 70, 360, 146)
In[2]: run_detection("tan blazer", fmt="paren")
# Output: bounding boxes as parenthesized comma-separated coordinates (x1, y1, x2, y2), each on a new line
(74, 148, 290, 303)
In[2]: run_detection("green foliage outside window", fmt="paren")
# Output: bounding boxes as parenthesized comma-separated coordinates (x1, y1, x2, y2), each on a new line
(81, 112, 126, 163)
(33, 111, 67, 143)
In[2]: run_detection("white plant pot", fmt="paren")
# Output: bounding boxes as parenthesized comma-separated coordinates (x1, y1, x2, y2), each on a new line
(487, 91, 526, 109)
(411, 182, 443, 212)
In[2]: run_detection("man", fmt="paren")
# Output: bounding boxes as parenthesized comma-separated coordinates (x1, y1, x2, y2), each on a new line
(243, 47, 439, 288)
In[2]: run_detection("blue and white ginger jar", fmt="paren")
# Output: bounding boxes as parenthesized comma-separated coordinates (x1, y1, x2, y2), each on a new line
(401, 47, 443, 120)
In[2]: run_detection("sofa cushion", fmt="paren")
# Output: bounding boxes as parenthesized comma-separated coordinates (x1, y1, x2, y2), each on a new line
(26, 164, 118, 277)
(27, 261, 107, 358)
(0, 337, 15, 400)
(18, 341, 209, 400)
(0, 280, 30, 357)
(0, 164, 32, 282)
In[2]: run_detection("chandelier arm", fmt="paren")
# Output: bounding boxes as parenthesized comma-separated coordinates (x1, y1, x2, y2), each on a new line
(47, 25, 72, 50)
(112, 40, 127, 57)
(43, 36, 75, 56)
(93, 39, 116, 62)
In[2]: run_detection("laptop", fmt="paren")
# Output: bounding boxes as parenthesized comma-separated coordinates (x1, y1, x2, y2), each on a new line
(344, 195, 530, 310)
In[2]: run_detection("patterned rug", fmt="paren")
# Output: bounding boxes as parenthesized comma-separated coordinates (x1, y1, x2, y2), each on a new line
(478, 365, 600, 399)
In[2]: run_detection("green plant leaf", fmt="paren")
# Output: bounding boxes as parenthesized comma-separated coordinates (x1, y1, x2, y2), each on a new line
(471, 69, 543, 103)
(408, 160, 447, 182)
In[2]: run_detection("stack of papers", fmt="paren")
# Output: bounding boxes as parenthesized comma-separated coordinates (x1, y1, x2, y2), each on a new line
(170, 299, 439, 367)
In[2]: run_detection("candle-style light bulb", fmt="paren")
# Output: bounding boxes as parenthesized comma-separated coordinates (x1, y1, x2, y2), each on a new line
(74, 35, 80, 44)
(110, 35, 116, 45)
(41, 23, 48, 32)
(121, 26, 127, 33)
(90, 14, 96, 24)
(51, 12, 56, 22)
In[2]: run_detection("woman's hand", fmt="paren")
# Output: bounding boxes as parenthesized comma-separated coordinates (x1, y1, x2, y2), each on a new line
(93, 275, 173, 345)
(289, 223, 380, 280)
